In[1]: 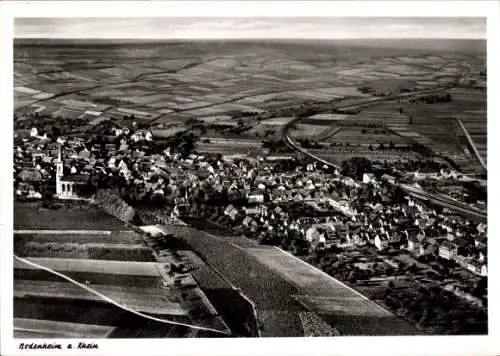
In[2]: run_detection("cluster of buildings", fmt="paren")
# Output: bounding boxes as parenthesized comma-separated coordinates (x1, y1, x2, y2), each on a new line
(14, 123, 487, 279)
(196, 166, 488, 278)
(14, 126, 155, 200)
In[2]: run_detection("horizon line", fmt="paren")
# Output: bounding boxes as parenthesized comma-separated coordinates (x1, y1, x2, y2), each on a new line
(14, 37, 486, 40)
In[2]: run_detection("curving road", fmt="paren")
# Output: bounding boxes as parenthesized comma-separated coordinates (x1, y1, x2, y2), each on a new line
(282, 79, 487, 223)
(283, 85, 455, 170)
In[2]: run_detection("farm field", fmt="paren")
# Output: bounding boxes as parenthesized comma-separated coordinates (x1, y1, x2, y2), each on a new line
(14, 231, 143, 244)
(324, 127, 409, 146)
(14, 255, 230, 334)
(195, 137, 268, 157)
(401, 89, 485, 153)
(244, 117, 295, 138)
(295, 85, 486, 171)
(14, 279, 188, 316)
(13, 201, 231, 337)
(14, 297, 219, 337)
(312, 149, 421, 165)
(14, 257, 165, 277)
(245, 247, 416, 335)
(294, 295, 415, 336)
(289, 123, 332, 140)
(15, 241, 155, 261)
(13, 38, 487, 336)
(14, 202, 128, 231)
(158, 224, 307, 337)
(14, 318, 116, 339)
(14, 39, 485, 142)
(452, 88, 487, 164)
(15, 259, 163, 289)
(159, 223, 418, 336)
(151, 127, 187, 139)
(153, 237, 261, 337)
(306, 113, 352, 123)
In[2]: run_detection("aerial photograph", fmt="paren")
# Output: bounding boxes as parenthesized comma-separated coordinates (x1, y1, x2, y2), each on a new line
(12, 17, 487, 338)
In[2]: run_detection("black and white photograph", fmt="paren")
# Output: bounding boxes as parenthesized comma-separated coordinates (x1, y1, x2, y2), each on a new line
(1, 1, 499, 356)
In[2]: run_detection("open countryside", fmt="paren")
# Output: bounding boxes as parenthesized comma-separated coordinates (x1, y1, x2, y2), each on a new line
(13, 17, 487, 338)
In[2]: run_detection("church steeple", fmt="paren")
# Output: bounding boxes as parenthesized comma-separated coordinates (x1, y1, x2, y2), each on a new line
(56, 145, 64, 196)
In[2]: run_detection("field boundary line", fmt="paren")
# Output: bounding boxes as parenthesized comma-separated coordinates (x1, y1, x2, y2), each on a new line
(184, 243, 262, 337)
(273, 247, 371, 301)
(13, 254, 231, 336)
(149, 250, 230, 326)
(142, 222, 259, 336)
(150, 224, 261, 336)
(14, 230, 114, 235)
(13, 327, 89, 338)
(195, 228, 246, 252)
(273, 247, 420, 331)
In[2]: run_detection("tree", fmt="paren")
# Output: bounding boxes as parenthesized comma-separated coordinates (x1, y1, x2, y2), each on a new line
(385, 265, 395, 276)
(290, 238, 310, 256)
(341, 157, 372, 180)
(41, 191, 54, 208)
(384, 286, 392, 298)
(51, 125, 61, 138)
(348, 269, 359, 283)
(473, 277, 487, 298)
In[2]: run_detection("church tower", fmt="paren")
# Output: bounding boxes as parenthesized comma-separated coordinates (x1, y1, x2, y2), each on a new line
(56, 145, 64, 195)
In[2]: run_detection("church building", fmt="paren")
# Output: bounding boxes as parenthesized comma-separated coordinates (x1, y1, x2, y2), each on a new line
(55, 146, 92, 199)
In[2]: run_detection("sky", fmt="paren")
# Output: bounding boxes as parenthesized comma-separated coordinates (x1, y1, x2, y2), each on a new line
(15, 17, 486, 39)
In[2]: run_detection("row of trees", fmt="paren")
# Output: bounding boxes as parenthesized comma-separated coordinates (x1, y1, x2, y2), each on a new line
(409, 93, 452, 104)
(262, 139, 295, 153)
(297, 138, 322, 149)
(244, 227, 311, 256)
(367, 142, 396, 150)
(94, 189, 142, 224)
(15, 113, 88, 139)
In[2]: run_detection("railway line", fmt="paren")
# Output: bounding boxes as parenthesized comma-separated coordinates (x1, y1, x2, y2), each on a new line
(400, 184, 487, 223)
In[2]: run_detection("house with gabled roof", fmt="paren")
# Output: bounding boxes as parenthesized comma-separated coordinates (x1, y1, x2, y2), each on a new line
(363, 173, 377, 184)
(374, 234, 389, 251)
(439, 240, 458, 260)
(242, 216, 257, 229)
